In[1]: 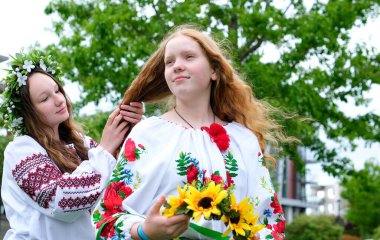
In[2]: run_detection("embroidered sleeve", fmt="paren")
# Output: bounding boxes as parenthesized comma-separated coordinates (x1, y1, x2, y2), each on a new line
(93, 122, 169, 239)
(84, 136, 99, 149)
(4, 136, 116, 223)
(254, 152, 286, 240)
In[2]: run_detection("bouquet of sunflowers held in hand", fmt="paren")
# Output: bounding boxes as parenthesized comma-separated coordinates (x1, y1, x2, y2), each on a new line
(162, 179, 264, 239)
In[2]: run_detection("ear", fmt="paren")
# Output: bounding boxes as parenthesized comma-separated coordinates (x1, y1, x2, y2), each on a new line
(211, 70, 217, 81)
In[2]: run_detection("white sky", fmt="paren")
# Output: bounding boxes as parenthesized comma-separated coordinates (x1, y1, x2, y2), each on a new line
(0, 0, 379, 185)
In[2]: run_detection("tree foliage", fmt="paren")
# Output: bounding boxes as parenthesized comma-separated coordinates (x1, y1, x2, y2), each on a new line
(43, 0, 380, 176)
(286, 214, 343, 240)
(340, 160, 380, 237)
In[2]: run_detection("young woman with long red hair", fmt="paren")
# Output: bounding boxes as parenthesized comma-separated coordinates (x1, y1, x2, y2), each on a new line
(94, 25, 287, 240)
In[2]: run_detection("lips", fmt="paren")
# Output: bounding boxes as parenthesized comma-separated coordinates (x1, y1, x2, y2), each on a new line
(56, 107, 67, 114)
(174, 76, 190, 82)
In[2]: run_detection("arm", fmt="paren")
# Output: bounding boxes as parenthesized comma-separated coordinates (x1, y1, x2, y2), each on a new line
(2, 108, 130, 223)
(93, 120, 190, 239)
(3, 136, 114, 223)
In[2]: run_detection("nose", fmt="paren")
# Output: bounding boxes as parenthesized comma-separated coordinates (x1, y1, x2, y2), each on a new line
(173, 59, 185, 73)
(54, 93, 65, 107)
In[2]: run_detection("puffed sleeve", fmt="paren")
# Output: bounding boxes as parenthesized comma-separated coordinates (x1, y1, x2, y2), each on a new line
(2, 135, 116, 223)
(246, 139, 286, 239)
(93, 119, 174, 239)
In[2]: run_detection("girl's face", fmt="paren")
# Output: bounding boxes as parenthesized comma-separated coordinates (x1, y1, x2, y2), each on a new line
(28, 72, 69, 132)
(164, 35, 216, 101)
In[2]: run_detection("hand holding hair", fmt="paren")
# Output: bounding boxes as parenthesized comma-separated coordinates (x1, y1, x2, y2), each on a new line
(99, 108, 130, 154)
(120, 102, 144, 124)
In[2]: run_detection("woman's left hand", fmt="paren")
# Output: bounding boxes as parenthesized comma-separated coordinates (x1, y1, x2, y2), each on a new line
(119, 102, 144, 124)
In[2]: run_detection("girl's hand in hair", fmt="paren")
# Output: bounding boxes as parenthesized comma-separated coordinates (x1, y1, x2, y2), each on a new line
(120, 102, 144, 124)
(131, 195, 190, 240)
(99, 108, 130, 154)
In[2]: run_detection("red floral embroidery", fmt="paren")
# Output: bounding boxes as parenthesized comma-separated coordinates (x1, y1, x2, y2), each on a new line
(138, 144, 145, 150)
(210, 173, 224, 185)
(201, 123, 230, 152)
(124, 138, 137, 161)
(226, 171, 234, 188)
(58, 174, 101, 189)
(273, 220, 286, 233)
(267, 220, 286, 240)
(103, 182, 132, 215)
(12, 153, 62, 208)
(186, 164, 199, 184)
(96, 215, 116, 238)
(270, 193, 284, 214)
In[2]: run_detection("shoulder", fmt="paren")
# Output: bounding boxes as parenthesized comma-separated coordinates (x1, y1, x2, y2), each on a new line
(5, 135, 45, 153)
(130, 116, 176, 137)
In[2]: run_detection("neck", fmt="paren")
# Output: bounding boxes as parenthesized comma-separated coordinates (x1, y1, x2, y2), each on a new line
(52, 126, 60, 141)
(174, 100, 215, 129)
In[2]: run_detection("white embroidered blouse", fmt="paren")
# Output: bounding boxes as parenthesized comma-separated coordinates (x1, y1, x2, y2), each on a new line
(94, 117, 286, 240)
(1, 135, 116, 240)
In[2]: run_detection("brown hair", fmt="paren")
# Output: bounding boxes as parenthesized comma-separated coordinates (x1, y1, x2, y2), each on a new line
(20, 69, 89, 173)
(121, 25, 289, 161)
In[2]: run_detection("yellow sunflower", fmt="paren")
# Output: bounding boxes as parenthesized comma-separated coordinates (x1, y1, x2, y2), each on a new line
(162, 185, 188, 217)
(184, 181, 228, 222)
(222, 195, 258, 237)
(247, 214, 265, 238)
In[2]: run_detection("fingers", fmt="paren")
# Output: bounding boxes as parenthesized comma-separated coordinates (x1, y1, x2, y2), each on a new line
(120, 102, 144, 124)
(106, 108, 120, 126)
(120, 103, 144, 114)
(147, 195, 166, 217)
(165, 214, 190, 237)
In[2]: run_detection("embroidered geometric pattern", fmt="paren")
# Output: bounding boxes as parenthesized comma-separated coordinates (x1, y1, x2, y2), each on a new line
(58, 191, 101, 210)
(89, 138, 98, 149)
(58, 174, 101, 190)
(12, 153, 62, 208)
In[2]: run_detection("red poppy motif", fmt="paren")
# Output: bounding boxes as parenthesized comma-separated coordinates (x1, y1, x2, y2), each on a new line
(103, 182, 132, 215)
(96, 215, 116, 238)
(211, 173, 224, 185)
(273, 220, 286, 233)
(187, 164, 199, 184)
(270, 193, 284, 214)
(201, 123, 230, 152)
(266, 220, 285, 240)
(124, 138, 137, 161)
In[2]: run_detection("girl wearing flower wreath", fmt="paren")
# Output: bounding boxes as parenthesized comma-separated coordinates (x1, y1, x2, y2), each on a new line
(0, 50, 144, 240)
(94, 25, 288, 240)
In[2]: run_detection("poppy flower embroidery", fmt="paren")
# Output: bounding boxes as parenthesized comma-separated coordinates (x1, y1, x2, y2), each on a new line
(123, 138, 145, 162)
(270, 193, 284, 214)
(201, 123, 230, 152)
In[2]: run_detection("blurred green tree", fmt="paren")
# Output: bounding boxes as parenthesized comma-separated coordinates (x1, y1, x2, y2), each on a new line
(286, 214, 343, 240)
(42, 0, 380, 176)
(341, 160, 380, 238)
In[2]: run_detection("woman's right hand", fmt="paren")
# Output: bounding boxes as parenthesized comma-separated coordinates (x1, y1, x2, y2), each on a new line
(132, 195, 190, 240)
(99, 108, 130, 154)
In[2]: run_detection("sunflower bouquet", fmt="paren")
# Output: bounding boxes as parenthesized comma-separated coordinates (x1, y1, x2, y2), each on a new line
(162, 179, 265, 240)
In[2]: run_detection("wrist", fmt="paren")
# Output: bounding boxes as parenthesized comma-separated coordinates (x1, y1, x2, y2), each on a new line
(137, 223, 150, 240)
(130, 223, 140, 240)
